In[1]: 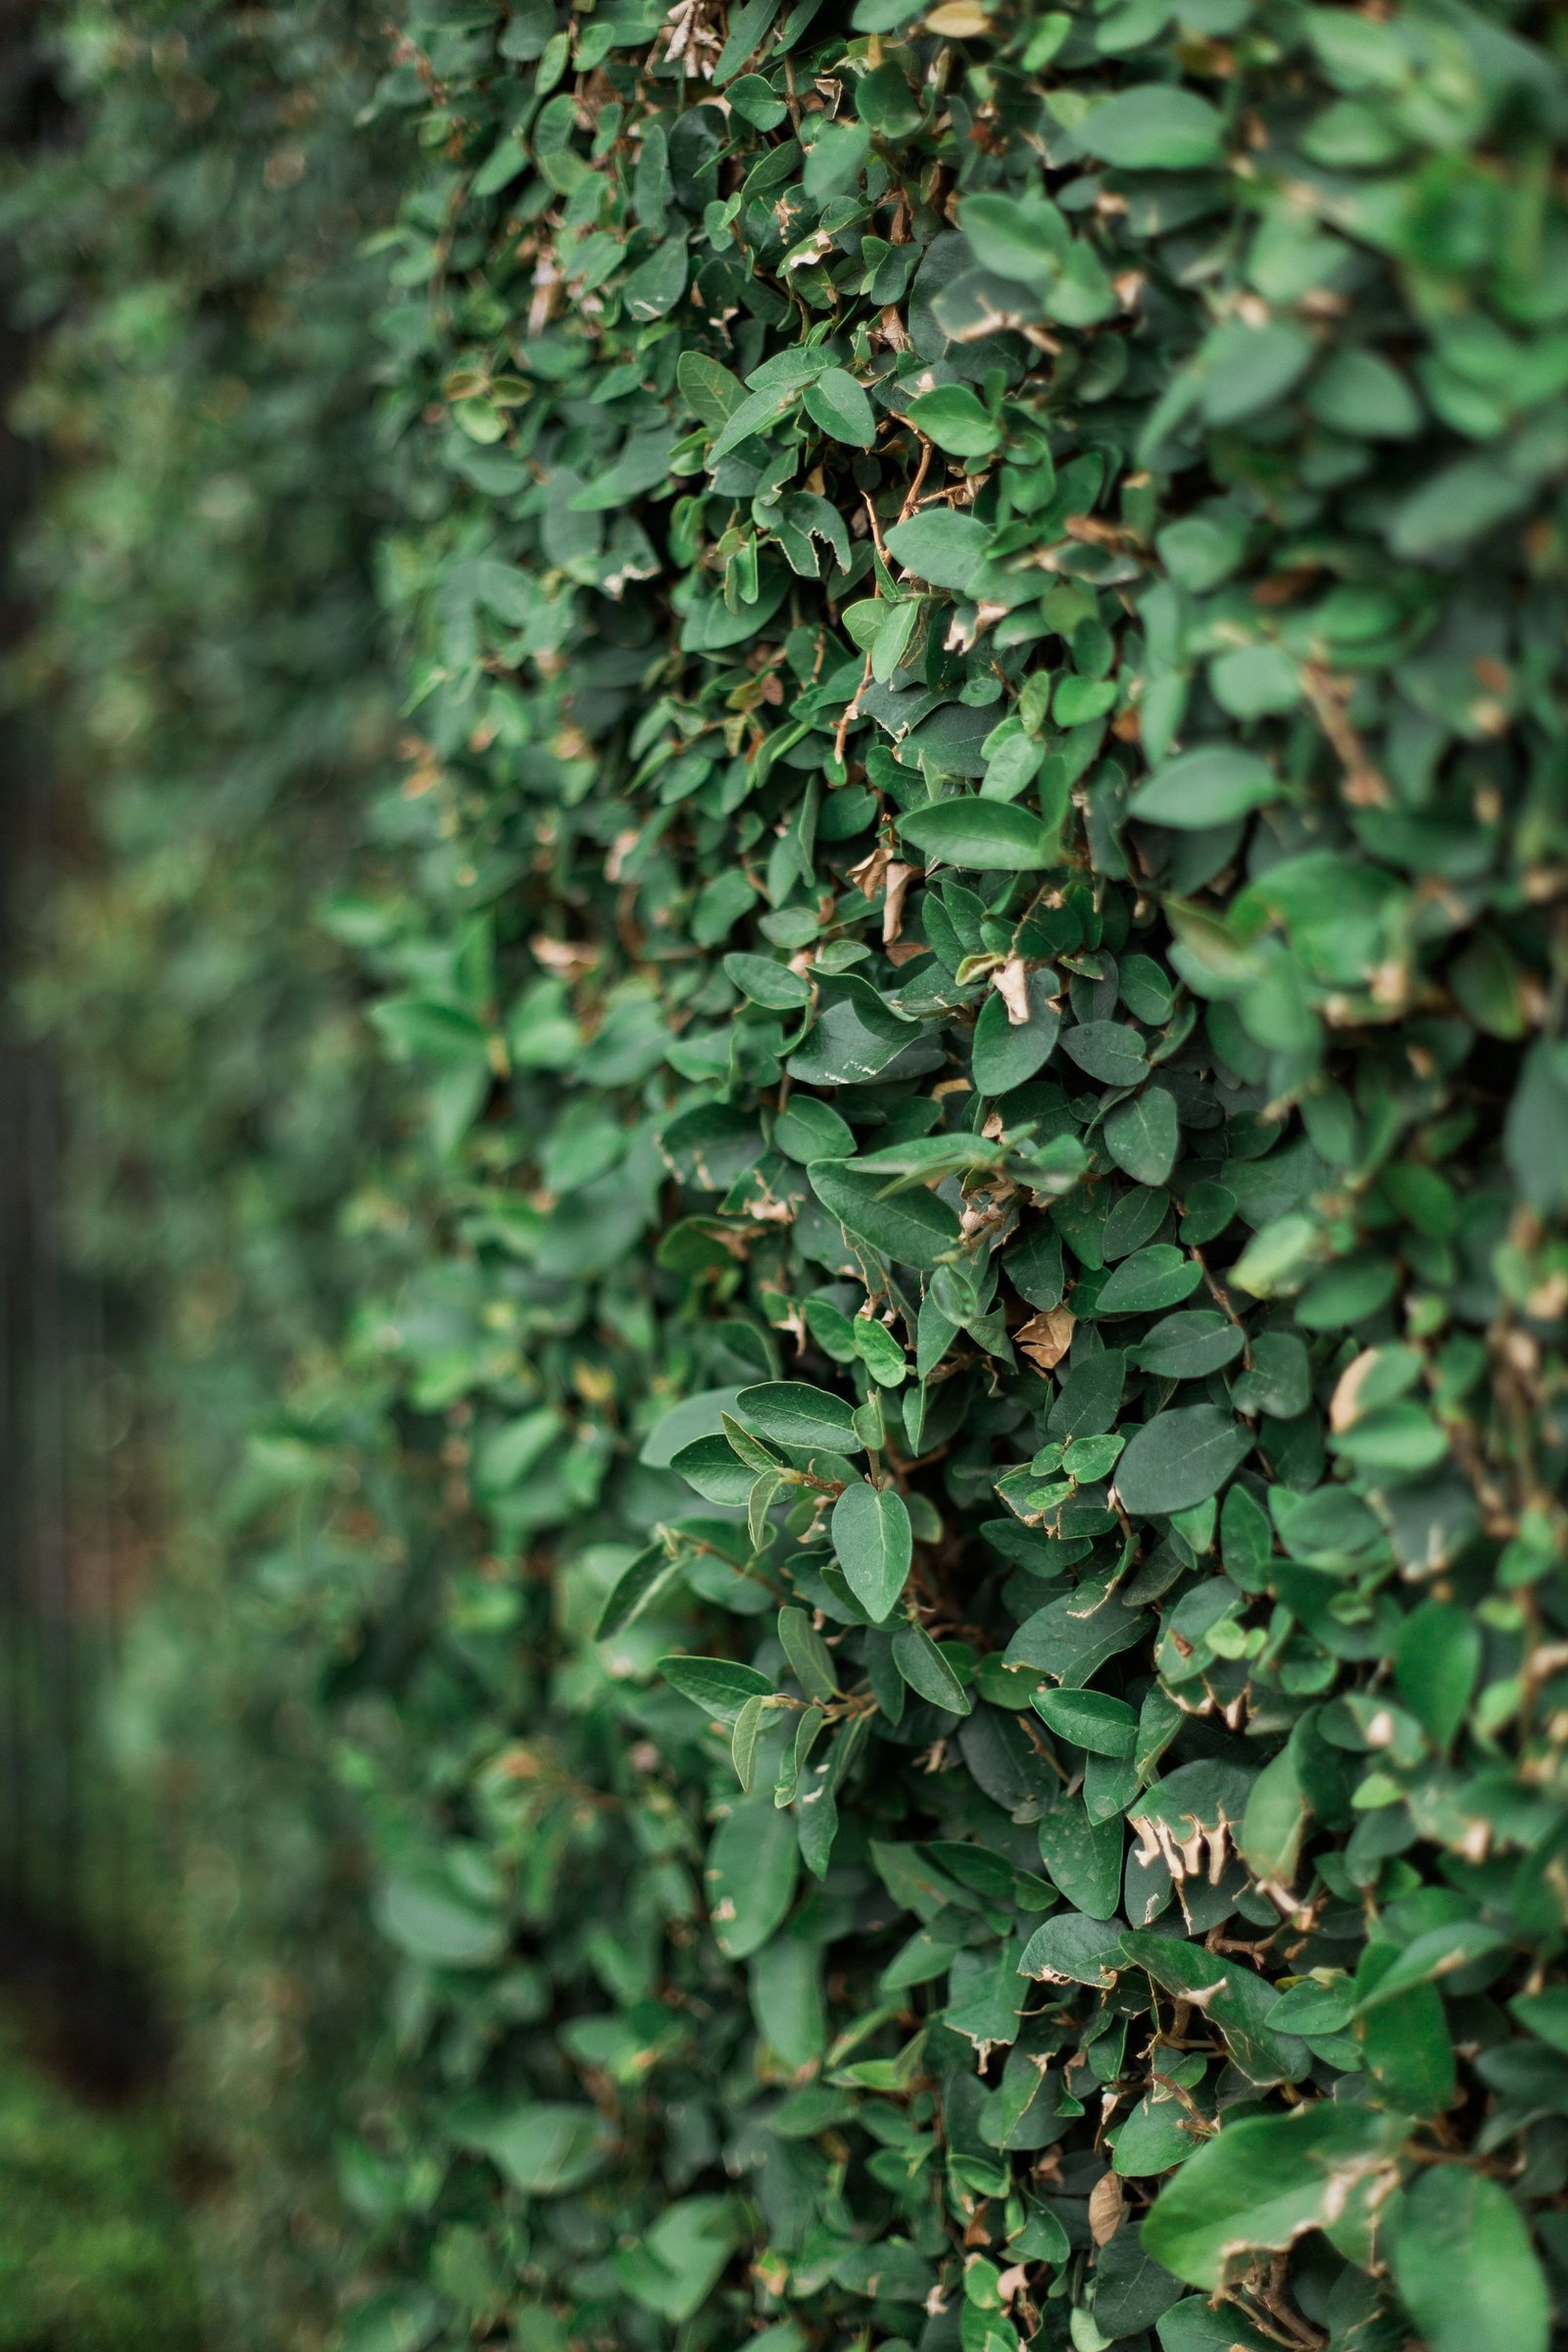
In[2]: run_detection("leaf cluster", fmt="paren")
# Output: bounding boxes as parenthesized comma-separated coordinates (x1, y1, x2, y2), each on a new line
(17, 0, 1568, 2348)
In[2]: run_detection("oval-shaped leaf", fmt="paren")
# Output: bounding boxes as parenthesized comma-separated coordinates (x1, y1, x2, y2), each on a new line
(736, 1380, 862, 1454)
(1079, 85, 1224, 171)
(891, 1622, 971, 1715)
(808, 1158, 960, 1270)
(706, 1794, 800, 1960)
(1142, 2104, 1402, 2289)
(1032, 1687, 1137, 1757)
(803, 366, 878, 447)
(455, 2101, 611, 2197)
(897, 797, 1058, 871)
(1114, 1404, 1250, 1515)
(831, 1478, 913, 1620)
(659, 1654, 776, 1723)
(1128, 746, 1278, 829)
(1392, 2167, 1549, 2352)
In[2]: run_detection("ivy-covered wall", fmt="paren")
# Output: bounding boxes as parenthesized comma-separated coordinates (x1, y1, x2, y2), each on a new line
(15, 1, 1568, 2349)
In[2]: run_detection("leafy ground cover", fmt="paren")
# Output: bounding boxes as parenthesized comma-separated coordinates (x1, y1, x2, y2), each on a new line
(12, 0, 1568, 2348)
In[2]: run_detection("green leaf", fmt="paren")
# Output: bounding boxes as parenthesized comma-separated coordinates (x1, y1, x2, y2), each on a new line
(622, 240, 688, 321)
(1123, 1927, 1308, 2086)
(731, 1693, 767, 1791)
(1078, 85, 1225, 170)
(706, 1795, 800, 1960)
(737, 1380, 862, 1453)
(906, 384, 1000, 458)
(958, 190, 1067, 289)
(1199, 320, 1312, 425)
(612, 2197, 745, 2324)
(373, 1869, 504, 1969)
(890, 1622, 971, 1714)
(722, 951, 812, 1008)
(1031, 1687, 1136, 1756)
(808, 1158, 960, 1270)
(1059, 1018, 1149, 1087)
(1266, 1981, 1354, 2036)
(1156, 2303, 1273, 2352)
(455, 2102, 611, 2196)
(831, 1479, 912, 1620)
(855, 58, 924, 136)
(775, 1097, 855, 1163)
(1103, 1087, 1179, 1186)
(1094, 1245, 1202, 1317)
(897, 796, 1059, 870)
(883, 508, 990, 593)
(971, 973, 1059, 1093)
(659, 1654, 777, 1724)
(1307, 347, 1421, 439)
(1114, 1405, 1249, 1515)
(1506, 1040, 1568, 1215)
(595, 1541, 682, 1638)
(1390, 455, 1529, 561)
(1239, 1743, 1306, 1885)
(712, 0, 780, 80)
(708, 380, 806, 464)
(1208, 643, 1300, 719)
(1133, 1311, 1244, 1380)
(1037, 1801, 1124, 1919)
(1355, 1921, 1509, 2014)
(803, 367, 878, 447)
(1141, 2105, 1403, 2289)
(1392, 2169, 1549, 2352)
(1128, 746, 1278, 828)
(786, 990, 917, 1085)
(1394, 1598, 1481, 1749)
(777, 1614, 837, 1709)
(1360, 1976, 1455, 2116)
(1018, 1909, 1122, 1988)
(870, 594, 920, 683)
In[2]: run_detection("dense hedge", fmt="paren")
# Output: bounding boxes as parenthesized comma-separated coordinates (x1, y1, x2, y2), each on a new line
(18, 0, 1568, 2349)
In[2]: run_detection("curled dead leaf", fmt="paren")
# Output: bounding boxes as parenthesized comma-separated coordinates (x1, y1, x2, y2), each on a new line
(1088, 2170, 1124, 2246)
(882, 860, 914, 945)
(1329, 1347, 1378, 1432)
(1016, 1306, 1074, 1373)
(992, 954, 1031, 1027)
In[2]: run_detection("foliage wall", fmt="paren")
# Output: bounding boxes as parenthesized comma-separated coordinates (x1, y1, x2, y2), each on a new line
(16, 1, 1568, 2350)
